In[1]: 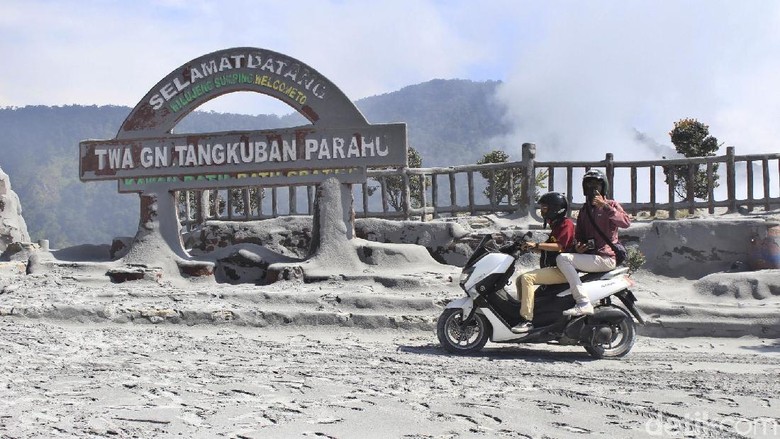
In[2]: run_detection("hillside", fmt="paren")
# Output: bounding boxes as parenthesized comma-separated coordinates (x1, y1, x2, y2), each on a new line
(0, 79, 509, 247)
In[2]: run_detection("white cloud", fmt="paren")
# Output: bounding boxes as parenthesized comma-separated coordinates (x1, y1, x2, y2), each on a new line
(1, 0, 779, 158)
(494, 1, 780, 159)
(0, 0, 485, 116)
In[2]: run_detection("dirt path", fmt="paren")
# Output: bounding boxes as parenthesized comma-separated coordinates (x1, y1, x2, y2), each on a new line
(1, 319, 778, 438)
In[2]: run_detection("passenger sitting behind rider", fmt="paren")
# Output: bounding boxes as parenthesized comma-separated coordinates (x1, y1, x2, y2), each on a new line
(502, 192, 575, 334)
(557, 169, 631, 317)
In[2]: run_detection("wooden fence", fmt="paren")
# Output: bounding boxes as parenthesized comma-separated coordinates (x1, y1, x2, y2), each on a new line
(177, 143, 780, 230)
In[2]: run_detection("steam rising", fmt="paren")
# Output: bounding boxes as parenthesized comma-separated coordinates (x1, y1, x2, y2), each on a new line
(492, 1, 780, 161)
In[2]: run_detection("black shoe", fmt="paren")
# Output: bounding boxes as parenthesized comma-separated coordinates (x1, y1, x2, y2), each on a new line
(511, 320, 533, 333)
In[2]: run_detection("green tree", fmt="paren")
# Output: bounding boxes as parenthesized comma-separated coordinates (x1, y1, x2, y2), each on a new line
(477, 150, 547, 203)
(666, 118, 720, 200)
(380, 147, 429, 211)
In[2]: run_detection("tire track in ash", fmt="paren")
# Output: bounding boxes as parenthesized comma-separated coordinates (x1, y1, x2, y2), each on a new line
(544, 388, 749, 439)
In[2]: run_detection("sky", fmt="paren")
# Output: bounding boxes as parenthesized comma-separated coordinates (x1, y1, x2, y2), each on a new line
(2, 0, 780, 161)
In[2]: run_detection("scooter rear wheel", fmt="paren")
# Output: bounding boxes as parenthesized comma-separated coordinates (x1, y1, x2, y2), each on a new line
(437, 308, 490, 354)
(584, 308, 636, 359)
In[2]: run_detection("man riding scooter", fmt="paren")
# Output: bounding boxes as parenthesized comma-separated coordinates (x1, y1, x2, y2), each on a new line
(502, 192, 574, 333)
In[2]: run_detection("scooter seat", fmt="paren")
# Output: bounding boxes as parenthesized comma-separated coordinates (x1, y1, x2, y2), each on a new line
(597, 266, 629, 279)
(555, 267, 630, 298)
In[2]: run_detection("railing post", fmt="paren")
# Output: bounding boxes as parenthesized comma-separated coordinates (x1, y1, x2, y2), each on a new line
(361, 182, 370, 218)
(605, 153, 615, 200)
(489, 169, 497, 207)
(763, 158, 771, 211)
(467, 171, 475, 215)
(687, 162, 695, 214)
(380, 177, 389, 214)
(226, 189, 234, 220)
(402, 170, 411, 220)
(272, 187, 278, 217)
(307, 186, 314, 215)
(289, 186, 297, 215)
(727, 146, 737, 213)
(508, 168, 515, 208)
(630, 167, 638, 216)
(431, 174, 439, 219)
(707, 161, 715, 214)
(243, 188, 251, 220)
(420, 174, 428, 222)
(519, 143, 537, 216)
(667, 166, 676, 219)
(649, 166, 657, 217)
(197, 190, 209, 224)
(747, 159, 754, 212)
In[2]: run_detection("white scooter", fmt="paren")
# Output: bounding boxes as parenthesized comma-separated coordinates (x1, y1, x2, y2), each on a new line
(437, 234, 644, 359)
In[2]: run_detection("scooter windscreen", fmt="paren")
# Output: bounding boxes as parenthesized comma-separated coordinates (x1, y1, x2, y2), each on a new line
(463, 235, 493, 269)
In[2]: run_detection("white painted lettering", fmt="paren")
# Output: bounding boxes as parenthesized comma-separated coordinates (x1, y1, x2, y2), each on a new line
(283, 64, 299, 82)
(154, 146, 168, 167)
(184, 145, 197, 166)
(230, 54, 245, 68)
(346, 137, 361, 158)
(149, 94, 165, 110)
(160, 83, 177, 100)
(274, 60, 288, 75)
(332, 138, 345, 159)
(108, 148, 122, 169)
(239, 142, 253, 162)
(255, 141, 268, 162)
(226, 142, 240, 164)
(219, 56, 232, 71)
(282, 140, 296, 161)
(318, 140, 331, 160)
(269, 141, 282, 162)
(96, 149, 108, 170)
(261, 58, 277, 72)
(201, 60, 218, 76)
(121, 148, 134, 169)
(197, 144, 211, 165)
(304, 139, 319, 160)
(376, 136, 389, 156)
(140, 147, 154, 168)
(174, 145, 188, 165)
(190, 67, 204, 82)
(212, 144, 225, 164)
(173, 77, 190, 92)
(247, 54, 262, 68)
(361, 136, 376, 157)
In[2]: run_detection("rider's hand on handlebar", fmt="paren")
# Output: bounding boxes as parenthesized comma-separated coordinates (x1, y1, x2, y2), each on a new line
(499, 241, 519, 254)
(520, 241, 538, 252)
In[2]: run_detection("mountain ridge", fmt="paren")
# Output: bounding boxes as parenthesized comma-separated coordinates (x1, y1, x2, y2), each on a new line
(0, 79, 510, 247)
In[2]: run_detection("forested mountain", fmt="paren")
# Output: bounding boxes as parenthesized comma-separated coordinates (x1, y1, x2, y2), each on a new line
(0, 79, 509, 248)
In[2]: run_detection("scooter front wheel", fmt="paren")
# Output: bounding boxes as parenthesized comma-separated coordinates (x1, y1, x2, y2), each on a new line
(437, 308, 491, 354)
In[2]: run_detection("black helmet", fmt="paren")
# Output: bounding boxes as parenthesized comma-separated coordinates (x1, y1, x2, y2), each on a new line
(582, 169, 609, 198)
(538, 192, 568, 227)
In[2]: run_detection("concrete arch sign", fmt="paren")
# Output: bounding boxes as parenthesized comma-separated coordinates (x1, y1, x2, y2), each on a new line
(79, 47, 407, 190)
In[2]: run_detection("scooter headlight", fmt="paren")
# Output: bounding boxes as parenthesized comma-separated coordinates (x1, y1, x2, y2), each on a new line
(460, 267, 474, 285)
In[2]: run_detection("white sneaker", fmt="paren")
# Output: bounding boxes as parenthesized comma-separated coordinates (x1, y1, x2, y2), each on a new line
(510, 321, 533, 333)
(563, 302, 594, 317)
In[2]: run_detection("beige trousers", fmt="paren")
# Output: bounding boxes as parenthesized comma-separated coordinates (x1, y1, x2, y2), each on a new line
(555, 253, 616, 304)
(514, 267, 567, 321)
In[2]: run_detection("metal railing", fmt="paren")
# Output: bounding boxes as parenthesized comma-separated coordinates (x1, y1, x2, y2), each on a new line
(177, 143, 780, 230)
